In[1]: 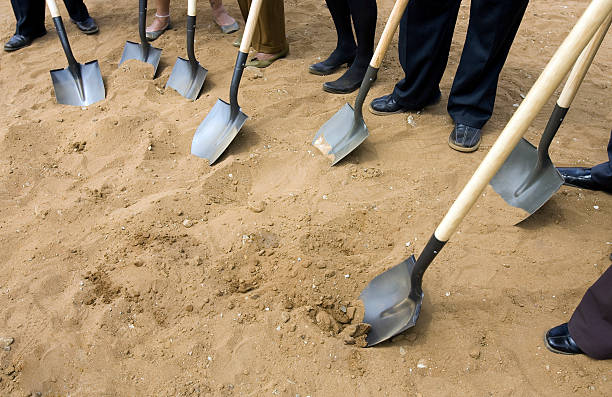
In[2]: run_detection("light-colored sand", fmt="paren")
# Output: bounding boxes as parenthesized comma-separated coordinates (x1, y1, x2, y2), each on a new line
(1, 0, 611, 395)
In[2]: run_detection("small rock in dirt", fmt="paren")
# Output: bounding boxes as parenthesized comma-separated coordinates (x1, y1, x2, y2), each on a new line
(185, 304, 194, 312)
(344, 323, 371, 338)
(133, 260, 144, 267)
(346, 307, 356, 321)
(182, 219, 194, 228)
(469, 349, 481, 359)
(281, 312, 291, 323)
(4, 365, 15, 375)
(399, 347, 407, 356)
(343, 336, 356, 345)
(416, 359, 428, 369)
(247, 201, 265, 213)
(0, 337, 14, 347)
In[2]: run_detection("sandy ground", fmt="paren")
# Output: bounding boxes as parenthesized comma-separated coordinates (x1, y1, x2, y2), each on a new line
(1, 0, 611, 395)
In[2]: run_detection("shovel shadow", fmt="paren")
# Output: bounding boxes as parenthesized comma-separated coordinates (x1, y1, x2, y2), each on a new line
(515, 196, 564, 229)
(212, 125, 261, 164)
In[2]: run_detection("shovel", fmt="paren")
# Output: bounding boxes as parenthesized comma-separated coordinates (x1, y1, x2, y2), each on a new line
(46, 0, 105, 106)
(190, 0, 263, 164)
(490, 14, 612, 217)
(119, 0, 162, 77)
(360, 0, 612, 347)
(312, 0, 409, 165)
(166, 0, 208, 100)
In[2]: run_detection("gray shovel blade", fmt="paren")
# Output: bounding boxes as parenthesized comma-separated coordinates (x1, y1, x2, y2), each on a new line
(191, 99, 248, 165)
(50, 60, 105, 106)
(166, 57, 208, 101)
(359, 255, 422, 346)
(119, 41, 162, 77)
(312, 103, 369, 165)
(490, 138, 564, 215)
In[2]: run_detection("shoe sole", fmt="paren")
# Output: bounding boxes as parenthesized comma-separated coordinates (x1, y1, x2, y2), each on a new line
(245, 49, 289, 68)
(368, 103, 407, 116)
(322, 84, 359, 94)
(448, 136, 481, 153)
(4, 43, 30, 52)
(544, 336, 579, 355)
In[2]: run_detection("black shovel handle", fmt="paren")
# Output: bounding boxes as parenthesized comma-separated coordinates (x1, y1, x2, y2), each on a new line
(138, 0, 151, 58)
(229, 51, 248, 119)
(410, 234, 446, 299)
(186, 15, 197, 67)
(536, 103, 569, 164)
(52, 16, 79, 70)
(354, 66, 379, 122)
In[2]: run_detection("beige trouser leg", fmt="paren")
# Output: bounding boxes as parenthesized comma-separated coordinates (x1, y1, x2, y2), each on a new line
(237, 0, 288, 53)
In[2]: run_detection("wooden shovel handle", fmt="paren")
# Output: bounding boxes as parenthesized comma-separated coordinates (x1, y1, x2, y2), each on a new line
(370, 0, 410, 69)
(239, 0, 264, 54)
(46, 0, 61, 18)
(434, 0, 612, 242)
(188, 0, 196, 17)
(557, 12, 612, 108)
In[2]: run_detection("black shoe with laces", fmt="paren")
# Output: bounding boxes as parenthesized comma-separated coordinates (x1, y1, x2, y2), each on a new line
(4, 31, 46, 52)
(448, 123, 482, 153)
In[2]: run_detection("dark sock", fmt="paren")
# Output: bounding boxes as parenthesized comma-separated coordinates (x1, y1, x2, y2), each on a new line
(323, 0, 357, 66)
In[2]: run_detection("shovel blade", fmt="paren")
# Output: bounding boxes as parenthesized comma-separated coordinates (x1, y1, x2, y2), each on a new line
(313, 103, 369, 165)
(119, 41, 162, 77)
(166, 57, 208, 100)
(191, 99, 248, 165)
(359, 256, 422, 346)
(490, 138, 564, 216)
(50, 60, 105, 106)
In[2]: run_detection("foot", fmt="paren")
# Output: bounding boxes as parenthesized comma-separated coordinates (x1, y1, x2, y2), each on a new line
(369, 92, 441, 115)
(545, 323, 584, 355)
(211, 5, 238, 33)
(556, 167, 611, 192)
(448, 123, 482, 153)
(309, 49, 356, 76)
(322, 63, 369, 94)
(245, 48, 289, 68)
(146, 15, 171, 41)
(70, 16, 99, 34)
(3, 32, 46, 52)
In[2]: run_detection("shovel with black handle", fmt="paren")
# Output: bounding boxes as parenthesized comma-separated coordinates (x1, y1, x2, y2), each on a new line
(360, 0, 612, 347)
(119, 0, 162, 77)
(166, 0, 208, 100)
(312, 0, 409, 165)
(190, 0, 263, 165)
(46, 0, 105, 106)
(490, 13, 612, 219)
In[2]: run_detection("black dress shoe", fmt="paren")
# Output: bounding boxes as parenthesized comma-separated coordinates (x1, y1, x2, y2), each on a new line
(4, 32, 45, 52)
(448, 123, 482, 152)
(309, 50, 355, 76)
(71, 17, 99, 34)
(368, 92, 441, 115)
(545, 323, 584, 355)
(322, 65, 371, 94)
(556, 167, 611, 193)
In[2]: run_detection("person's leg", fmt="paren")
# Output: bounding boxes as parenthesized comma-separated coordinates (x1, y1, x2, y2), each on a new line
(394, 0, 460, 107)
(448, 0, 529, 129)
(322, 0, 376, 93)
(310, 0, 356, 75)
(567, 264, 612, 359)
(11, 0, 46, 38)
(242, 0, 288, 67)
(591, 130, 612, 190)
(210, 0, 238, 33)
(147, 0, 171, 38)
(63, 0, 90, 22)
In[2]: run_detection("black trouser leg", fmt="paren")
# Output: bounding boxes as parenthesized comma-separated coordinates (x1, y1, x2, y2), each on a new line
(392, 0, 461, 108)
(324, 0, 357, 63)
(11, 0, 46, 37)
(448, 0, 529, 129)
(62, 0, 91, 23)
(569, 264, 612, 360)
(591, 130, 612, 189)
(347, 0, 377, 70)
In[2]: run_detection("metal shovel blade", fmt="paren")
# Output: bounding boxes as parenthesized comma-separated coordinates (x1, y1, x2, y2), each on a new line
(490, 138, 563, 215)
(191, 99, 248, 164)
(119, 41, 162, 76)
(359, 255, 422, 347)
(50, 60, 105, 106)
(313, 103, 369, 165)
(166, 57, 208, 101)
